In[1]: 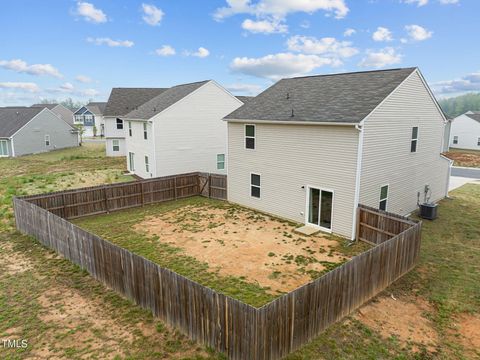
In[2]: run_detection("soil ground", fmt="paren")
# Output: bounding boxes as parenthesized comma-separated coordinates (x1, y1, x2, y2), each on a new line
(136, 205, 354, 293)
(444, 148, 480, 167)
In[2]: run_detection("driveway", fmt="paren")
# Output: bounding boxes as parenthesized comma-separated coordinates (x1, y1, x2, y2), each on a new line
(451, 166, 480, 179)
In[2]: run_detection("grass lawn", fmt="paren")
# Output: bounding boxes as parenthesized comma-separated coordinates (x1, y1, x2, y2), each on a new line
(0, 144, 479, 359)
(444, 148, 480, 167)
(73, 197, 369, 307)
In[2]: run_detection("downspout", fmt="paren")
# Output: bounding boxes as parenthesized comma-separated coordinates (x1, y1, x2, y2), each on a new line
(350, 122, 364, 241)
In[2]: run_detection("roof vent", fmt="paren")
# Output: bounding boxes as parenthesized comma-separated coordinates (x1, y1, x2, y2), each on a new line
(286, 92, 290, 100)
(16, 111, 19, 115)
(153, 107, 157, 112)
(291, 109, 294, 117)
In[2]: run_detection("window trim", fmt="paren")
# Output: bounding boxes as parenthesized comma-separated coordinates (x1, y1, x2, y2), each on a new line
(143, 123, 148, 140)
(128, 152, 135, 172)
(112, 139, 120, 152)
(250, 172, 261, 199)
(216, 153, 225, 170)
(45, 134, 50, 147)
(410, 126, 418, 153)
(116, 118, 124, 130)
(0, 139, 9, 157)
(379, 184, 389, 211)
(453, 135, 458, 145)
(128, 121, 132, 137)
(145, 155, 149, 173)
(245, 124, 256, 150)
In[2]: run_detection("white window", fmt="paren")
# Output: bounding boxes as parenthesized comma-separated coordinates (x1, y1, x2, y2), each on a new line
(245, 124, 255, 149)
(116, 118, 123, 130)
(112, 139, 119, 152)
(250, 173, 261, 198)
(143, 123, 148, 140)
(45, 135, 50, 147)
(145, 155, 149, 173)
(75, 115, 83, 123)
(477, 137, 480, 146)
(379, 185, 389, 211)
(217, 154, 225, 170)
(128, 121, 132, 137)
(453, 136, 458, 145)
(128, 152, 135, 171)
(411, 127, 418, 153)
(0, 140, 8, 156)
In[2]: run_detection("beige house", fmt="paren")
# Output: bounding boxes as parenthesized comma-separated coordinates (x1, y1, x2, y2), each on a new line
(224, 68, 451, 240)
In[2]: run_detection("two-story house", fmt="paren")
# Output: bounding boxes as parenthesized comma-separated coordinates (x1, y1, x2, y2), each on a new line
(224, 68, 451, 240)
(73, 102, 107, 137)
(103, 88, 167, 156)
(121, 80, 243, 178)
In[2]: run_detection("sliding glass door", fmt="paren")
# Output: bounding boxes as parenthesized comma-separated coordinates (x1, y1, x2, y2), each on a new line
(307, 187, 333, 231)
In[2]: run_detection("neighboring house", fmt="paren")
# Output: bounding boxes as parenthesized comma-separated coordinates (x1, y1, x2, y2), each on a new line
(103, 88, 167, 157)
(73, 102, 107, 137)
(122, 80, 243, 178)
(224, 67, 451, 240)
(449, 111, 480, 150)
(31, 103, 75, 126)
(0, 107, 78, 157)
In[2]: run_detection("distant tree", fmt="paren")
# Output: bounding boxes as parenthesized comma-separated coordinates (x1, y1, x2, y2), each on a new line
(93, 125, 97, 137)
(439, 92, 480, 118)
(75, 124, 85, 145)
(38, 97, 88, 111)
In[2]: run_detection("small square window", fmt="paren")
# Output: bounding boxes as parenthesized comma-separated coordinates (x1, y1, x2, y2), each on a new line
(143, 123, 148, 140)
(128, 121, 132, 137)
(145, 156, 149, 173)
(453, 136, 458, 145)
(217, 154, 225, 170)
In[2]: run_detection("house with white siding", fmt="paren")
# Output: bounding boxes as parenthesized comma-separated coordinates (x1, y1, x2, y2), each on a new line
(0, 107, 78, 157)
(449, 111, 480, 150)
(73, 102, 107, 137)
(103, 88, 167, 157)
(121, 80, 243, 178)
(224, 67, 451, 240)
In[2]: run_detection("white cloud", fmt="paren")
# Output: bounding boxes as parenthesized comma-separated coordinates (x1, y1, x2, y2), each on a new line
(300, 20, 310, 29)
(241, 18, 288, 34)
(438, 0, 458, 3)
(226, 83, 264, 95)
(60, 82, 75, 92)
(372, 27, 393, 42)
(359, 47, 402, 68)
(214, 0, 349, 20)
(405, 25, 433, 41)
(185, 47, 210, 58)
(432, 71, 480, 95)
(155, 45, 176, 56)
(286, 35, 358, 59)
(230, 52, 338, 80)
(402, 0, 429, 6)
(87, 37, 134, 47)
(141, 4, 164, 26)
(344, 28, 356, 37)
(0, 82, 40, 92)
(81, 88, 100, 97)
(0, 59, 62, 78)
(75, 75, 92, 83)
(76, 1, 107, 23)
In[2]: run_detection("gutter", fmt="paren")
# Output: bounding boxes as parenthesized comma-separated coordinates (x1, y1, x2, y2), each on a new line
(224, 119, 358, 126)
(350, 122, 365, 241)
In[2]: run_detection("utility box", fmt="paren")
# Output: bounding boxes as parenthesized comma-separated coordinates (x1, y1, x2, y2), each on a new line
(419, 203, 438, 220)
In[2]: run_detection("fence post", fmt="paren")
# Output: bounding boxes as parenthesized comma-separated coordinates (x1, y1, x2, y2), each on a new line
(355, 207, 361, 242)
(62, 193, 67, 219)
(141, 181, 145, 207)
(174, 176, 178, 200)
(208, 174, 211, 199)
(104, 186, 109, 213)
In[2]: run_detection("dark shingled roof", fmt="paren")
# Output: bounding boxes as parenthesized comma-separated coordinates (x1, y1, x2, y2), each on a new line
(0, 107, 44, 137)
(125, 81, 209, 120)
(31, 103, 57, 110)
(236, 96, 254, 104)
(104, 88, 168, 117)
(466, 113, 480, 123)
(225, 68, 417, 123)
(86, 102, 107, 115)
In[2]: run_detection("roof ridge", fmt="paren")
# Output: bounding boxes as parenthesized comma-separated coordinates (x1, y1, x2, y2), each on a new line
(285, 67, 417, 81)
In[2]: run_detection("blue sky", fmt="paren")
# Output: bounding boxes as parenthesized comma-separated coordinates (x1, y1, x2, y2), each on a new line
(0, 0, 478, 106)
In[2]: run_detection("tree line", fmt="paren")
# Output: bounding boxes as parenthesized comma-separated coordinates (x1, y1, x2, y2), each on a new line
(438, 93, 480, 118)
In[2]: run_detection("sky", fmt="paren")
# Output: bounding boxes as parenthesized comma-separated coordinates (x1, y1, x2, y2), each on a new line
(0, 0, 479, 106)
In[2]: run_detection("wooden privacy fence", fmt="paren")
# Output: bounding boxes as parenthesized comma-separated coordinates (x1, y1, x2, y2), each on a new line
(14, 176, 422, 360)
(22, 172, 227, 219)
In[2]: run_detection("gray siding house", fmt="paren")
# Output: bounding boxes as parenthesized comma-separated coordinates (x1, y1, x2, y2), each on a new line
(224, 68, 451, 240)
(0, 107, 78, 157)
(31, 103, 74, 126)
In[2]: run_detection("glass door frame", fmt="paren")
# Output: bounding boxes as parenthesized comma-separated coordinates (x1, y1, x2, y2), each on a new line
(305, 185, 334, 233)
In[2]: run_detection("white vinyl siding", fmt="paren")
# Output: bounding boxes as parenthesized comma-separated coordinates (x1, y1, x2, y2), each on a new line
(449, 114, 480, 150)
(359, 71, 449, 216)
(0, 140, 8, 156)
(228, 123, 359, 238)
(128, 152, 135, 171)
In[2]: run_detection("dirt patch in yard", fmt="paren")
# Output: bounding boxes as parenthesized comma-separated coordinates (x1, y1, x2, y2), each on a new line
(355, 295, 438, 352)
(0, 241, 33, 275)
(456, 313, 480, 356)
(443, 150, 480, 168)
(136, 205, 352, 294)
